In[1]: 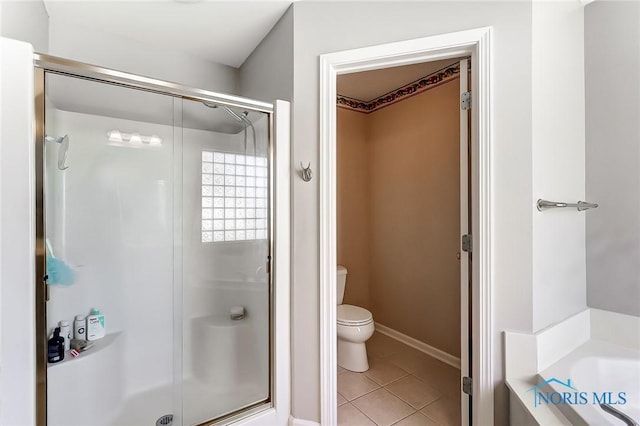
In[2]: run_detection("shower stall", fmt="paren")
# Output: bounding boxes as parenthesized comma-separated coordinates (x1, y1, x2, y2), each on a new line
(33, 54, 289, 426)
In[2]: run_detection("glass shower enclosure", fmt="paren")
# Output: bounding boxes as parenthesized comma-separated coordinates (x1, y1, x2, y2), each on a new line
(35, 55, 275, 426)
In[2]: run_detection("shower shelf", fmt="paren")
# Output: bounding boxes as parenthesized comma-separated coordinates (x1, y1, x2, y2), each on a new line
(47, 331, 122, 368)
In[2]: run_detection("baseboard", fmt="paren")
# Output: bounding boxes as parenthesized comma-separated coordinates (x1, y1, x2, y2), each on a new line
(288, 415, 320, 426)
(374, 322, 461, 369)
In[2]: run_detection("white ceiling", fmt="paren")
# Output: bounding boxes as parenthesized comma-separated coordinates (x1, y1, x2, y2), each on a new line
(42, 0, 293, 68)
(337, 58, 463, 101)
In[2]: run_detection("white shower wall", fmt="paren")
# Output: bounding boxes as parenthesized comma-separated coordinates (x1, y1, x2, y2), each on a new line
(46, 108, 175, 396)
(46, 103, 270, 424)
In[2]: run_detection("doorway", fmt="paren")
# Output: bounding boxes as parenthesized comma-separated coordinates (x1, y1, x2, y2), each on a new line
(319, 28, 494, 426)
(335, 57, 469, 425)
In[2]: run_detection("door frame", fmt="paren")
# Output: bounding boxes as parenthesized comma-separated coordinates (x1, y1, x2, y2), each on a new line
(319, 27, 493, 426)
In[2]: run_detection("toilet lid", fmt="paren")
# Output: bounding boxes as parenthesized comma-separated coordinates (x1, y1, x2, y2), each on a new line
(337, 304, 373, 326)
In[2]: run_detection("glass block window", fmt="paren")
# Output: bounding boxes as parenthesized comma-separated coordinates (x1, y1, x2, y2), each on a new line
(201, 151, 268, 242)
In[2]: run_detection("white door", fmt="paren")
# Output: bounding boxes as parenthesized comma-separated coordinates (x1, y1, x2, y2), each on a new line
(459, 58, 471, 426)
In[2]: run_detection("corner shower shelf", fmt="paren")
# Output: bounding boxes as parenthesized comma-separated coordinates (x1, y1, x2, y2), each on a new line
(47, 331, 122, 368)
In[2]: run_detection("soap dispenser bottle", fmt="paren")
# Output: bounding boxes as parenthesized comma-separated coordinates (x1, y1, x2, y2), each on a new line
(87, 308, 105, 341)
(47, 327, 65, 363)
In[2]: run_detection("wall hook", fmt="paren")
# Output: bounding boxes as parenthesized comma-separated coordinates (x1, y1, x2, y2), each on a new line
(300, 162, 312, 182)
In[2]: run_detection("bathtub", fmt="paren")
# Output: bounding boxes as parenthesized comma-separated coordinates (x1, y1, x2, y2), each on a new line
(539, 339, 640, 425)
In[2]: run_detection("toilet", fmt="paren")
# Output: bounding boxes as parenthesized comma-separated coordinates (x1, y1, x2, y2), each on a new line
(337, 265, 375, 372)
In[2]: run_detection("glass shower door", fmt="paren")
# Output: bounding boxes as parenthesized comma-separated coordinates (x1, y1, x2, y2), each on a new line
(42, 67, 273, 426)
(44, 73, 179, 426)
(179, 99, 272, 425)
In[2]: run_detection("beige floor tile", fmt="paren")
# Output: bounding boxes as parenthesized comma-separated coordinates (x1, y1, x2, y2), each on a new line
(444, 384, 462, 400)
(338, 392, 348, 406)
(420, 396, 461, 426)
(366, 332, 405, 358)
(352, 388, 415, 426)
(338, 365, 348, 375)
(338, 371, 381, 401)
(413, 361, 460, 396)
(363, 357, 409, 386)
(385, 348, 441, 373)
(434, 366, 460, 398)
(338, 403, 377, 426)
(392, 412, 440, 426)
(385, 375, 442, 409)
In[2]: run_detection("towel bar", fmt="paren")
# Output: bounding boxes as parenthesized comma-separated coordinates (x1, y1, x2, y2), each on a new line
(537, 199, 598, 212)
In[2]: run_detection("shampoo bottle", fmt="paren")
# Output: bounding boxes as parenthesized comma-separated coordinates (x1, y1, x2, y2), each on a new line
(59, 320, 71, 351)
(87, 308, 105, 341)
(47, 327, 65, 363)
(74, 315, 86, 340)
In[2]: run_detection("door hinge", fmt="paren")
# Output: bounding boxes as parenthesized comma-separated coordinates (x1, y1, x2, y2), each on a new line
(463, 376, 473, 395)
(461, 234, 473, 253)
(461, 91, 472, 110)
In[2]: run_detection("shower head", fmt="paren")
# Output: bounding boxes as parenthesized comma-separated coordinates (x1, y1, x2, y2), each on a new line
(202, 101, 257, 156)
(202, 102, 245, 123)
(45, 134, 69, 170)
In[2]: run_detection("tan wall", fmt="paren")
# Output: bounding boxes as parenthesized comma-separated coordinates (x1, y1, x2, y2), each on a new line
(337, 108, 371, 309)
(337, 79, 460, 357)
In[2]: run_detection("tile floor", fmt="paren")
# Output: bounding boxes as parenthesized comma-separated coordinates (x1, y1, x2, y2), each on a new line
(337, 332, 462, 426)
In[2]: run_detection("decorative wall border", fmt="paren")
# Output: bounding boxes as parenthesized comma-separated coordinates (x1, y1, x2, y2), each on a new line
(337, 61, 462, 113)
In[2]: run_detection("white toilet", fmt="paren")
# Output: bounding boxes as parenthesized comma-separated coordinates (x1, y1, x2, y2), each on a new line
(337, 265, 375, 372)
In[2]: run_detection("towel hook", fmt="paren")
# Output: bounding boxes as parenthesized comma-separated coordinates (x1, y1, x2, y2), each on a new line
(300, 162, 312, 182)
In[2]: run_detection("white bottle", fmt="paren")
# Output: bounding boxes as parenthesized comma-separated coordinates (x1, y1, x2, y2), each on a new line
(59, 320, 71, 351)
(86, 308, 105, 341)
(74, 315, 86, 340)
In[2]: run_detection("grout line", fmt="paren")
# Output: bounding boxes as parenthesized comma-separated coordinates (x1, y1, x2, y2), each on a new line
(383, 385, 418, 409)
(420, 393, 449, 422)
(382, 374, 410, 389)
(337, 391, 348, 407)
(420, 410, 442, 425)
(345, 383, 382, 403)
(350, 401, 381, 425)
(364, 371, 410, 388)
(390, 409, 419, 426)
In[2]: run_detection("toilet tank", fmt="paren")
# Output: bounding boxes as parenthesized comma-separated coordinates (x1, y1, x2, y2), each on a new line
(337, 265, 348, 304)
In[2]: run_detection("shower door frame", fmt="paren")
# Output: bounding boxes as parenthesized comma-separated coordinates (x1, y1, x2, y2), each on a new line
(33, 54, 290, 426)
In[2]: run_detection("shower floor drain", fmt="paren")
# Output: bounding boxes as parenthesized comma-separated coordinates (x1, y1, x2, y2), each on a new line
(156, 414, 173, 426)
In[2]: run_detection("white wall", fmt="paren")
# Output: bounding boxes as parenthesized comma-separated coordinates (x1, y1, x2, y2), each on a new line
(48, 19, 239, 95)
(289, 2, 534, 424)
(45, 107, 175, 399)
(585, 0, 640, 317)
(240, 6, 293, 102)
(531, 2, 586, 331)
(0, 37, 36, 426)
(0, 0, 49, 53)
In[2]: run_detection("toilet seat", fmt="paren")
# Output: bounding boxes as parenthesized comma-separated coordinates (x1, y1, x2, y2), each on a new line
(337, 304, 373, 326)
